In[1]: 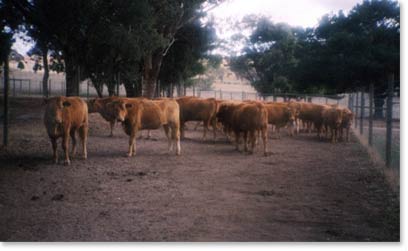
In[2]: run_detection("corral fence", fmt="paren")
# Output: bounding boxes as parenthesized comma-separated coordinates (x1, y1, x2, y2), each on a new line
(1, 77, 399, 170)
(347, 78, 400, 171)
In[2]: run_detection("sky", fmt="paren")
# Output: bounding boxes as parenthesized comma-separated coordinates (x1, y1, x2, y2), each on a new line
(12, 0, 363, 56)
(209, 0, 362, 28)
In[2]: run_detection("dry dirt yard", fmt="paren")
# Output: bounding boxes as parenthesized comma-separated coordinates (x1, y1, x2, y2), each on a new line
(0, 97, 399, 241)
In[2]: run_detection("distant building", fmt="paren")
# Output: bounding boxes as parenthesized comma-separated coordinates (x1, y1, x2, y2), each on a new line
(211, 59, 256, 92)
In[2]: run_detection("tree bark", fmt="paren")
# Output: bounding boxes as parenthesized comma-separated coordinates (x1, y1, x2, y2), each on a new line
(41, 46, 49, 97)
(374, 96, 385, 119)
(65, 57, 80, 97)
(3, 57, 9, 146)
(142, 51, 163, 98)
(124, 81, 137, 97)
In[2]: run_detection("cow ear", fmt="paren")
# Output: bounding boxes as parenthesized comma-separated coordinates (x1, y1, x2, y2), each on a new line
(125, 103, 133, 109)
(63, 101, 71, 107)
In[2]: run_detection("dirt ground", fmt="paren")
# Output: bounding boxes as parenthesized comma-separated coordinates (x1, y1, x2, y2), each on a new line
(0, 97, 399, 241)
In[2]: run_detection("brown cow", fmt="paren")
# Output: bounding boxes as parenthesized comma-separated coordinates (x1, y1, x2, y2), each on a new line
(297, 102, 327, 138)
(217, 102, 268, 155)
(108, 98, 181, 156)
(176, 96, 218, 140)
(87, 96, 121, 136)
(322, 106, 344, 143)
(340, 107, 354, 142)
(264, 102, 299, 138)
(44, 96, 88, 165)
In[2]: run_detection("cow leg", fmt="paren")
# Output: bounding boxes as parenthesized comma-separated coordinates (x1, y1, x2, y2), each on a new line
(243, 131, 249, 152)
(346, 127, 350, 142)
(70, 129, 77, 158)
(180, 122, 186, 139)
(202, 120, 209, 140)
(109, 120, 115, 137)
(79, 125, 88, 160)
(128, 130, 137, 157)
(194, 121, 201, 130)
(51, 137, 58, 164)
(295, 119, 300, 135)
(249, 131, 256, 154)
(234, 131, 240, 151)
(211, 117, 217, 141)
(62, 130, 71, 165)
(172, 124, 181, 156)
(262, 127, 268, 156)
(163, 125, 172, 152)
(146, 130, 152, 140)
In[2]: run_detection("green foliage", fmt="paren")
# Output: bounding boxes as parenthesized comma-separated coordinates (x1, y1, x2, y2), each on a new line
(17, 61, 24, 70)
(228, 0, 400, 96)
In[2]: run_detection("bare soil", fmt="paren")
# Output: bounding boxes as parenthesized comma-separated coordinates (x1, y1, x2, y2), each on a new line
(0, 97, 399, 241)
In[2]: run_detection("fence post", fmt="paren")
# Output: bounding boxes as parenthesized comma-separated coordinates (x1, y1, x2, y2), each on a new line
(13, 79, 16, 96)
(385, 74, 394, 168)
(193, 85, 195, 97)
(368, 83, 374, 146)
(28, 79, 31, 96)
(20, 79, 22, 94)
(354, 92, 358, 129)
(87, 80, 90, 99)
(49, 79, 52, 96)
(360, 91, 364, 135)
(241, 91, 244, 100)
(220, 89, 223, 99)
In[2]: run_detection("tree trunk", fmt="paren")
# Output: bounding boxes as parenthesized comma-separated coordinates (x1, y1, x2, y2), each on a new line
(41, 46, 49, 97)
(107, 81, 115, 97)
(142, 51, 163, 98)
(65, 58, 80, 97)
(3, 57, 9, 146)
(374, 96, 385, 119)
(124, 81, 137, 97)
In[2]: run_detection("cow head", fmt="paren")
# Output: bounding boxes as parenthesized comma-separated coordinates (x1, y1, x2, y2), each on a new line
(342, 109, 354, 127)
(48, 97, 71, 124)
(285, 106, 298, 125)
(87, 98, 98, 113)
(334, 108, 344, 128)
(108, 101, 132, 122)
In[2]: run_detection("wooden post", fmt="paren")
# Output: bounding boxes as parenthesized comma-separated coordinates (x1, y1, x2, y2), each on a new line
(368, 83, 374, 146)
(117, 72, 120, 96)
(193, 85, 195, 97)
(12, 78, 15, 96)
(241, 91, 244, 100)
(3, 58, 9, 146)
(87, 80, 90, 99)
(220, 89, 223, 99)
(49, 79, 52, 96)
(360, 91, 364, 135)
(385, 74, 394, 168)
(354, 92, 358, 129)
(28, 79, 31, 96)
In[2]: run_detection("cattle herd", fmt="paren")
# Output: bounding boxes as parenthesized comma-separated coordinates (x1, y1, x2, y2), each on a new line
(43, 96, 354, 165)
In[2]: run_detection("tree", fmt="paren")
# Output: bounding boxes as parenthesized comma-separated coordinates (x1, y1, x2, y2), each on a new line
(158, 18, 219, 97)
(140, 0, 224, 98)
(312, 0, 399, 117)
(17, 61, 24, 70)
(229, 17, 298, 95)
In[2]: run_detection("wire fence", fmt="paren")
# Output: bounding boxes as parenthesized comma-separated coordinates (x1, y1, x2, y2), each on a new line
(347, 81, 400, 170)
(1, 77, 399, 170)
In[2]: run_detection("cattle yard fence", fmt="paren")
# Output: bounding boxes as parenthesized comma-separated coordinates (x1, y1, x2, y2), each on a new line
(1, 77, 399, 170)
